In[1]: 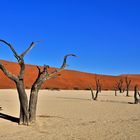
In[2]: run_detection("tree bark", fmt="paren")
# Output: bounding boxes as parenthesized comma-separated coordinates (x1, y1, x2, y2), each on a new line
(94, 79, 100, 100)
(89, 79, 100, 101)
(0, 39, 75, 126)
(94, 90, 99, 100)
(134, 85, 139, 104)
(89, 87, 94, 100)
(16, 80, 29, 125)
(115, 90, 117, 96)
(29, 88, 39, 123)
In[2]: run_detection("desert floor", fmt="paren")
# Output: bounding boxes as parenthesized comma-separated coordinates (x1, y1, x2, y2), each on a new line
(0, 89, 140, 140)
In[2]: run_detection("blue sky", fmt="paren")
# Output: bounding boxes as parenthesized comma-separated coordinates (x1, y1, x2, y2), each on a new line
(0, 0, 140, 75)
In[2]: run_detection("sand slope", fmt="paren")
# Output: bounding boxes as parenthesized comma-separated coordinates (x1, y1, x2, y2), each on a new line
(0, 90, 140, 140)
(0, 60, 140, 90)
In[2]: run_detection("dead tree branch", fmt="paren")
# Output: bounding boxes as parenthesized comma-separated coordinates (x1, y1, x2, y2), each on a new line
(116, 79, 124, 93)
(0, 39, 76, 125)
(32, 54, 76, 89)
(20, 41, 41, 58)
(0, 39, 19, 60)
(94, 79, 100, 100)
(89, 86, 94, 100)
(28, 54, 76, 122)
(89, 77, 101, 101)
(125, 76, 131, 96)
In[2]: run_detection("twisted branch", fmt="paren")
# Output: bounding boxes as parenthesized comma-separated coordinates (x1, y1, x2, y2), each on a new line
(32, 54, 76, 90)
(21, 41, 41, 58)
(0, 39, 19, 60)
(0, 62, 18, 82)
(0, 39, 40, 81)
(50, 54, 76, 75)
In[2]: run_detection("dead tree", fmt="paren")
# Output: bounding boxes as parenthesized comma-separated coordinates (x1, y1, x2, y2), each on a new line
(125, 77, 131, 96)
(99, 82, 102, 93)
(89, 79, 101, 101)
(89, 86, 94, 100)
(116, 79, 124, 93)
(134, 85, 140, 104)
(113, 85, 117, 96)
(95, 79, 100, 100)
(0, 39, 75, 125)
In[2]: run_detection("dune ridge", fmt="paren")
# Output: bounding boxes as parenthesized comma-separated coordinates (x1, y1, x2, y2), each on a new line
(0, 60, 140, 90)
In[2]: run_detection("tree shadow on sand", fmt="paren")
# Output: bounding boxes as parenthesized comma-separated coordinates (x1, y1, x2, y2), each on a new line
(56, 97, 90, 101)
(0, 112, 19, 123)
(99, 100, 135, 104)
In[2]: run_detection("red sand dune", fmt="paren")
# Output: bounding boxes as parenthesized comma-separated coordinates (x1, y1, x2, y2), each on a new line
(0, 60, 140, 90)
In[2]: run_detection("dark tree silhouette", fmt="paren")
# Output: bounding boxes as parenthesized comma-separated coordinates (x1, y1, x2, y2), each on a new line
(116, 79, 124, 93)
(89, 78, 101, 101)
(89, 86, 94, 100)
(113, 85, 117, 96)
(134, 85, 140, 104)
(0, 39, 76, 125)
(94, 79, 101, 100)
(125, 76, 131, 97)
(0, 107, 2, 110)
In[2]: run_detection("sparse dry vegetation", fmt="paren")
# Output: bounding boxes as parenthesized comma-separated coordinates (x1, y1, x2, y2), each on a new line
(0, 39, 75, 125)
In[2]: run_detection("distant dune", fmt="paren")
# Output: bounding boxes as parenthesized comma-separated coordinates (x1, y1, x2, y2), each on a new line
(0, 60, 140, 90)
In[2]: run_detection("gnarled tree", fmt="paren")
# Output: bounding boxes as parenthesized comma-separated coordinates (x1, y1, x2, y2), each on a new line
(0, 39, 75, 125)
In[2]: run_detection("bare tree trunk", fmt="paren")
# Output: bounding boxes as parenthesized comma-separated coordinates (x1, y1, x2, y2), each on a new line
(125, 77, 131, 97)
(115, 89, 117, 96)
(90, 79, 100, 101)
(94, 79, 100, 100)
(89, 87, 94, 100)
(0, 39, 76, 126)
(89, 86, 98, 100)
(126, 89, 129, 96)
(113, 85, 117, 96)
(116, 79, 124, 93)
(16, 81, 29, 125)
(19, 105, 24, 124)
(29, 88, 40, 123)
(134, 85, 139, 104)
(119, 88, 122, 93)
(94, 90, 99, 100)
(99, 83, 102, 93)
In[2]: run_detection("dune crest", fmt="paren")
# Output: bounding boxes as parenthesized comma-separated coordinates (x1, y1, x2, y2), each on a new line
(0, 60, 140, 90)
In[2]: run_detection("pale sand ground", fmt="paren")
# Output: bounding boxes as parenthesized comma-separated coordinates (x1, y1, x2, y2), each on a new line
(0, 89, 140, 140)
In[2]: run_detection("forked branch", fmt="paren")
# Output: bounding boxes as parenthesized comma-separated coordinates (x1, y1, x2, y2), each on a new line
(0, 62, 18, 82)
(21, 41, 41, 58)
(0, 39, 40, 81)
(0, 39, 19, 60)
(49, 54, 76, 75)
(0, 39, 40, 60)
(60, 54, 76, 69)
(32, 54, 76, 90)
